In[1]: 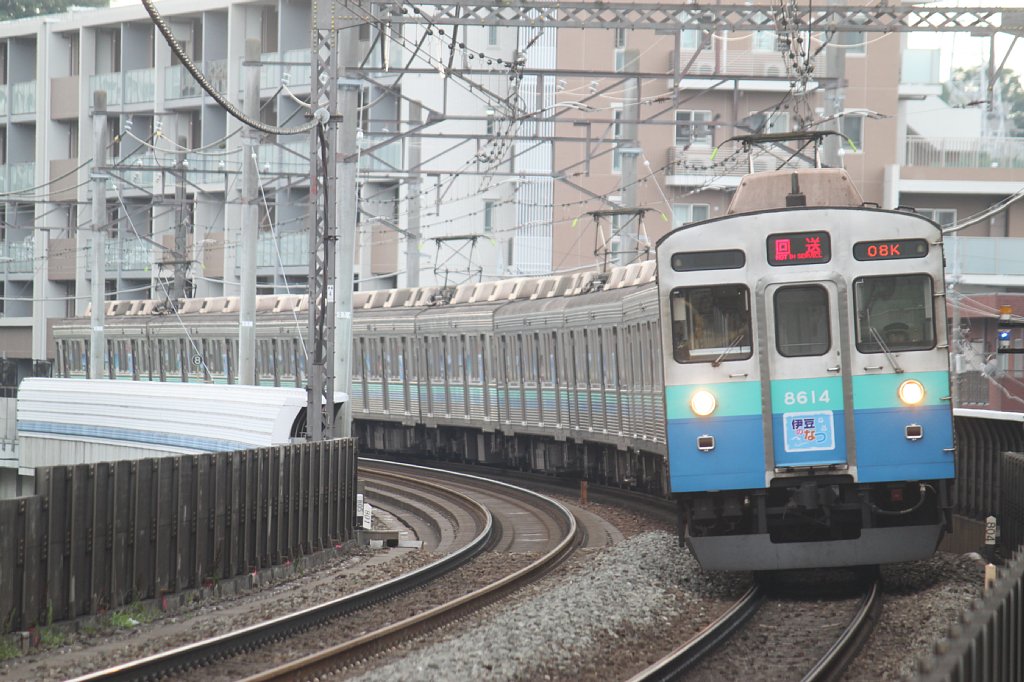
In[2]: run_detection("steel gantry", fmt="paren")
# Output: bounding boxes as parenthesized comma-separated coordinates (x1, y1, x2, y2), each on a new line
(305, 1, 1024, 439)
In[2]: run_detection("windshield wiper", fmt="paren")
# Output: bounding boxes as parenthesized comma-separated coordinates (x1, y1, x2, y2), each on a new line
(711, 331, 746, 367)
(869, 326, 904, 374)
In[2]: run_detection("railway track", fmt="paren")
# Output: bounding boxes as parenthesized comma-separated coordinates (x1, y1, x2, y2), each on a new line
(69, 461, 577, 682)
(630, 572, 881, 682)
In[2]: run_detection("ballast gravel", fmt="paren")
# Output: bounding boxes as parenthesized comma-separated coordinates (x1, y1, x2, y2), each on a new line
(351, 531, 746, 682)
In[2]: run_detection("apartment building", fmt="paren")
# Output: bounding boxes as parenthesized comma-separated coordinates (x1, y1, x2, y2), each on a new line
(0, 1, 1022, 410)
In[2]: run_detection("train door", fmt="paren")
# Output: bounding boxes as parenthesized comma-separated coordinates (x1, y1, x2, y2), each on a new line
(765, 281, 848, 468)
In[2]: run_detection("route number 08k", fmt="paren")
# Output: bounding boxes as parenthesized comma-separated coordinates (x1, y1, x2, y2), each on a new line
(783, 390, 830, 406)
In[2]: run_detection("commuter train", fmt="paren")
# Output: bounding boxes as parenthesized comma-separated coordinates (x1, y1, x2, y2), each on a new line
(51, 166, 954, 571)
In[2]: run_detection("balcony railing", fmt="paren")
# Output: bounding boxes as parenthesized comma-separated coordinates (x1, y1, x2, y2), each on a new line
(905, 136, 1024, 169)
(671, 49, 827, 79)
(123, 68, 155, 105)
(255, 50, 311, 91)
(85, 239, 151, 274)
(955, 237, 1024, 277)
(0, 85, 7, 116)
(256, 230, 307, 267)
(902, 48, 940, 85)
(10, 81, 35, 115)
(4, 239, 33, 274)
(360, 135, 403, 172)
(89, 72, 122, 106)
(165, 60, 226, 101)
(6, 162, 35, 193)
(666, 141, 813, 179)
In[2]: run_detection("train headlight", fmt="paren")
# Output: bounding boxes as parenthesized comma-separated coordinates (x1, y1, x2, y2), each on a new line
(690, 389, 717, 417)
(898, 379, 926, 406)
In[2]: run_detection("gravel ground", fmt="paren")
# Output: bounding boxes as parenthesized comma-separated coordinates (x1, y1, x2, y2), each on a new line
(844, 552, 987, 681)
(348, 531, 748, 682)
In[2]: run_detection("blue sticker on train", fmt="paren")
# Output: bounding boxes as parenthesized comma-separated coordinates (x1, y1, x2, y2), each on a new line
(783, 410, 835, 452)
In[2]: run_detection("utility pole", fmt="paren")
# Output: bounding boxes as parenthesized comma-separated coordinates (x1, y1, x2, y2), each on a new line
(171, 136, 190, 300)
(406, 101, 422, 288)
(619, 49, 641, 265)
(240, 38, 260, 386)
(90, 90, 108, 380)
(333, 14, 361, 439)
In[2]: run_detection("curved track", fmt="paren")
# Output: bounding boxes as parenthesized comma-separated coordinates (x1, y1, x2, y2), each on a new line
(68, 461, 576, 682)
(629, 574, 881, 682)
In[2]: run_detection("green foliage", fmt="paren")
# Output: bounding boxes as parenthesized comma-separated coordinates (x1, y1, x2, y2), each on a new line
(0, 636, 18, 661)
(943, 65, 1024, 133)
(109, 602, 151, 629)
(0, 1, 108, 21)
(37, 627, 64, 648)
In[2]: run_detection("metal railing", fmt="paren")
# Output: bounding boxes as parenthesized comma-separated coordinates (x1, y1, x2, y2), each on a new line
(84, 239, 152, 274)
(905, 135, 1024, 169)
(9, 81, 34, 115)
(3, 238, 34, 274)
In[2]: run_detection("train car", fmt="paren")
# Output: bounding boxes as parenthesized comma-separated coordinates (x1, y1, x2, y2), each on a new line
(656, 167, 954, 570)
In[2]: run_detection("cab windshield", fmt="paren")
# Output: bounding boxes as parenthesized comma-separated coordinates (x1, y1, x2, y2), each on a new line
(854, 274, 935, 353)
(670, 285, 753, 364)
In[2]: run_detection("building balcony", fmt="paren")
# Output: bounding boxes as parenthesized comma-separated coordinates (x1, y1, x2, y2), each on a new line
(954, 237, 1024, 283)
(50, 75, 79, 120)
(85, 238, 151, 275)
(360, 135, 403, 173)
(905, 135, 1024, 170)
(123, 68, 155, 105)
(10, 81, 35, 116)
(165, 60, 226, 102)
(671, 49, 827, 84)
(255, 50, 310, 91)
(664, 141, 813, 186)
(49, 158, 79, 202)
(2, 238, 34, 274)
(255, 230, 307, 268)
(2, 162, 36, 194)
(89, 72, 122, 106)
(0, 85, 8, 117)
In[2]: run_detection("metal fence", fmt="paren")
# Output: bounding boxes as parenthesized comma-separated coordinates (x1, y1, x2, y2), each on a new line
(952, 416, 1024, 521)
(1001, 452, 1024, 553)
(0, 438, 357, 633)
(916, 548, 1024, 681)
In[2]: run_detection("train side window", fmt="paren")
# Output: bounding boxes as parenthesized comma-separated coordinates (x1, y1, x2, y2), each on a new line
(774, 285, 831, 357)
(670, 285, 753, 364)
(854, 274, 936, 353)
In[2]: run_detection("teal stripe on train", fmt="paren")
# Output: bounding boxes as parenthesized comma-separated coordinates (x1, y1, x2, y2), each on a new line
(664, 382, 761, 420)
(852, 371, 951, 409)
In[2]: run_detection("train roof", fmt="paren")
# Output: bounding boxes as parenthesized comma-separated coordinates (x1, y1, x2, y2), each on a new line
(727, 168, 864, 215)
(82, 261, 658, 319)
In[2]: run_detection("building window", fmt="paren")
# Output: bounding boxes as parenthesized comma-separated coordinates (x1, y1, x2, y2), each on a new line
(672, 204, 711, 226)
(918, 208, 957, 228)
(753, 30, 778, 52)
(675, 110, 713, 147)
(488, 25, 498, 46)
(749, 110, 790, 134)
(483, 200, 494, 232)
(680, 30, 706, 50)
(841, 113, 864, 152)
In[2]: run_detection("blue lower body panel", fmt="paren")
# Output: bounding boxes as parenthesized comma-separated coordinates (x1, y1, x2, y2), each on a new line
(854, 405, 955, 482)
(667, 414, 765, 492)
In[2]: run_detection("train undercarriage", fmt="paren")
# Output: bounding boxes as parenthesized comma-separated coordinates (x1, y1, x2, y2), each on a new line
(353, 419, 669, 495)
(678, 477, 954, 570)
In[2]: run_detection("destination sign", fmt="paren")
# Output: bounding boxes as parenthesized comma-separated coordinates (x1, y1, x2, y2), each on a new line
(767, 231, 831, 266)
(852, 239, 928, 261)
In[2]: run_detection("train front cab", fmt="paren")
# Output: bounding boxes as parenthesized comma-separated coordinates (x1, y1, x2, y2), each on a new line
(657, 205, 955, 571)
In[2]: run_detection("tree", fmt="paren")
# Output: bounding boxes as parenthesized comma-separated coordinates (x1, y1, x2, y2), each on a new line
(0, 1, 108, 21)
(943, 65, 1024, 134)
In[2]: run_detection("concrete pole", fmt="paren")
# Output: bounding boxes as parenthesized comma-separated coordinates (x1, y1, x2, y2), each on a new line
(406, 101, 422, 288)
(239, 38, 260, 385)
(335, 24, 362, 438)
(89, 90, 108, 380)
(619, 50, 641, 265)
(172, 136, 190, 300)
(823, 2, 846, 168)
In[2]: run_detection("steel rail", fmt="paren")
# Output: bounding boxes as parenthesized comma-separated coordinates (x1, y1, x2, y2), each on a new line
(625, 583, 764, 682)
(67, 468, 491, 682)
(802, 578, 883, 682)
(242, 458, 580, 681)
